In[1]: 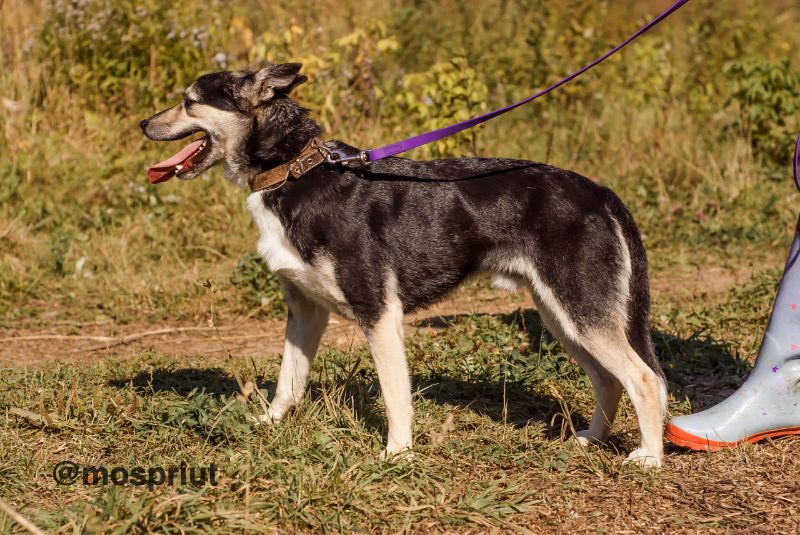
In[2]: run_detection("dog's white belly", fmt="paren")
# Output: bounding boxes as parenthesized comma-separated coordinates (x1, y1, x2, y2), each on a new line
(246, 193, 352, 317)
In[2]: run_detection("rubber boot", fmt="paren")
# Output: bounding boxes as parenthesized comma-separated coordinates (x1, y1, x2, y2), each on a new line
(665, 215, 800, 451)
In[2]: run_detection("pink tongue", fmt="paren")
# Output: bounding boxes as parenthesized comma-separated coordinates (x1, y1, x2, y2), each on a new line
(147, 139, 205, 184)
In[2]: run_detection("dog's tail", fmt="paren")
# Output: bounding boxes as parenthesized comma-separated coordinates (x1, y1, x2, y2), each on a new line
(608, 198, 663, 381)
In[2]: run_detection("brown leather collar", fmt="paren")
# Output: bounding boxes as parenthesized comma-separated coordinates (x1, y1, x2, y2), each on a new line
(248, 137, 329, 192)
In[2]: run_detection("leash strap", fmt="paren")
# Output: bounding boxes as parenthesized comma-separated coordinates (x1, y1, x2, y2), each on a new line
(335, 0, 690, 164)
(794, 134, 800, 193)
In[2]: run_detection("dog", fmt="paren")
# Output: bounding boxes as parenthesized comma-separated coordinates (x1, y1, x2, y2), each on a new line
(140, 62, 667, 467)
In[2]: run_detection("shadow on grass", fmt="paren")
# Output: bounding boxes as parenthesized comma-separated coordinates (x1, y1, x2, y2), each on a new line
(418, 375, 578, 440)
(109, 367, 250, 397)
(415, 308, 752, 414)
(108, 308, 751, 442)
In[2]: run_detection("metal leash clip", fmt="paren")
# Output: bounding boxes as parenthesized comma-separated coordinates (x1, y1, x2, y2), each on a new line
(325, 148, 371, 166)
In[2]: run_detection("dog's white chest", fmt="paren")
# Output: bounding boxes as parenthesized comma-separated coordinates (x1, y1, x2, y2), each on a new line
(246, 193, 350, 315)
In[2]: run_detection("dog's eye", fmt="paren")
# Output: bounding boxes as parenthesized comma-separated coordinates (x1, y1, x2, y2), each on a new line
(183, 98, 195, 108)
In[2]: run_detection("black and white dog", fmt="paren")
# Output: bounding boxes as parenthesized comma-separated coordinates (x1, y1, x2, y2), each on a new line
(141, 62, 667, 467)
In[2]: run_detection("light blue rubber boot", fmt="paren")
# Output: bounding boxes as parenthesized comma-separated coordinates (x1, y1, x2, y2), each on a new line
(666, 216, 800, 450)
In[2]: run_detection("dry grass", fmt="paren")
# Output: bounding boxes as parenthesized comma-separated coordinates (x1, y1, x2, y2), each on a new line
(2, 270, 800, 532)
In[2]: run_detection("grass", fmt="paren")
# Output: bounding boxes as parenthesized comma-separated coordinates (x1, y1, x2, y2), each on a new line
(2, 268, 799, 532)
(2, 0, 800, 532)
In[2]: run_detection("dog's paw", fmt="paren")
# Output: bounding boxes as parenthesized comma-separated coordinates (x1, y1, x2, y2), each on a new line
(624, 448, 662, 469)
(252, 406, 287, 425)
(380, 447, 413, 462)
(251, 413, 276, 425)
(573, 429, 603, 446)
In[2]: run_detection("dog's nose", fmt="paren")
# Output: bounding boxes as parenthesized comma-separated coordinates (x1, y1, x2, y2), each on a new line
(139, 119, 149, 131)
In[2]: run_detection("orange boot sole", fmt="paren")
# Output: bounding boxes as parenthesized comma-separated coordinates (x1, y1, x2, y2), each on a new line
(665, 422, 800, 451)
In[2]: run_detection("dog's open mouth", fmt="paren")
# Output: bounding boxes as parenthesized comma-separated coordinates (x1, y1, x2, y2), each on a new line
(147, 134, 211, 184)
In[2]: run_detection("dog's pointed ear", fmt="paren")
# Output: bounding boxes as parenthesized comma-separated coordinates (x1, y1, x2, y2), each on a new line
(250, 63, 308, 105)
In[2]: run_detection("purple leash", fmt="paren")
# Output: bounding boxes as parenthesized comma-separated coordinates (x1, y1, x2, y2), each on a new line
(783, 134, 800, 273)
(794, 134, 800, 193)
(328, 0, 691, 165)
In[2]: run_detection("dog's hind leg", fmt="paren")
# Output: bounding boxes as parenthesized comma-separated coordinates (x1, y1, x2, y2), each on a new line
(562, 342, 624, 445)
(515, 255, 665, 467)
(260, 278, 329, 423)
(526, 304, 625, 446)
(539, 310, 664, 466)
(582, 329, 666, 467)
(365, 274, 413, 459)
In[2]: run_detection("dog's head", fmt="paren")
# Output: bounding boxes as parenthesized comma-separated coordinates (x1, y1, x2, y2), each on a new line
(140, 62, 309, 184)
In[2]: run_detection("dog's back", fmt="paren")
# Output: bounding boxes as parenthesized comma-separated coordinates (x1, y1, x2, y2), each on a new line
(257, 149, 654, 356)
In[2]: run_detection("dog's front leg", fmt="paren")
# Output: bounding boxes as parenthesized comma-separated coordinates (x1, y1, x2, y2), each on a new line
(366, 295, 413, 459)
(261, 279, 329, 423)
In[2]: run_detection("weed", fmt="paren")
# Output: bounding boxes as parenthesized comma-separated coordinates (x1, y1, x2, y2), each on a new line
(725, 57, 800, 166)
(229, 252, 285, 317)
